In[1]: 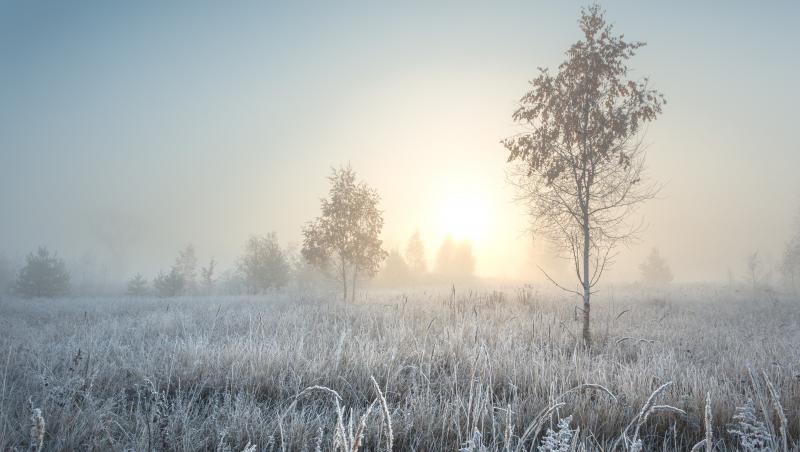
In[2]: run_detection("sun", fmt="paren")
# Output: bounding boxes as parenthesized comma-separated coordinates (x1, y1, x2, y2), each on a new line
(436, 192, 491, 243)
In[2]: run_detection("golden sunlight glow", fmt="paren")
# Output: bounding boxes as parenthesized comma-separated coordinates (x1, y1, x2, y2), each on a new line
(436, 191, 491, 244)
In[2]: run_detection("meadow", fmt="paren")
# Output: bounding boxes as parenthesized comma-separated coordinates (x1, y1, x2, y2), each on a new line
(0, 286, 797, 451)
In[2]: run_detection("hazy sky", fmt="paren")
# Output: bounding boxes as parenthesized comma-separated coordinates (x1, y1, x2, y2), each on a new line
(1, 1, 799, 284)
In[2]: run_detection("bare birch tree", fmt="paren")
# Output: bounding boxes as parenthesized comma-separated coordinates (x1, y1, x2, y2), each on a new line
(503, 5, 665, 347)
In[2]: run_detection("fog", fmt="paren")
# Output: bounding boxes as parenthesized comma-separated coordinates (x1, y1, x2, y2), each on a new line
(4, 4, 800, 450)
(2, 1, 799, 288)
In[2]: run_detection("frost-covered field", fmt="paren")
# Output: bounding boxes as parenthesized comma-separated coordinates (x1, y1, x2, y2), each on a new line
(0, 287, 798, 451)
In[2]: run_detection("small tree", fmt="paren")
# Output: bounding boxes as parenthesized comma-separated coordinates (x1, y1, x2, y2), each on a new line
(200, 258, 216, 294)
(783, 246, 800, 294)
(639, 247, 673, 285)
(378, 249, 411, 286)
(781, 213, 800, 294)
(302, 165, 387, 303)
(405, 230, 428, 277)
(238, 234, 289, 294)
(126, 273, 149, 296)
(218, 269, 247, 295)
(153, 267, 185, 297)
(15, 247, 70, 298)
(746, 251, 762, 293)
(285, 243, 328, 293)
(435, 235, 476, 283)
(0, 253, 12, 296)
(175, 244, 198, 293)
(502, 5, 664, 347)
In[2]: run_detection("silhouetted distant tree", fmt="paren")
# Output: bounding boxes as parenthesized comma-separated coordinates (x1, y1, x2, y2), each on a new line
(502, 5, 664, 347)
(435, 235, 475, 283)
(378, 249, 411, 286)
(74, 252, 99, 295)
(454, 241, 476, 277)
(639, 248, 673, 285)
(302, 165, 387, 303)
(15, 247, 70, 298)
(239, 234, 289, 294)
(153, 267, 185, 297)
(0, 253, 12, 296)
(126, 273, 149, 296)
(175, 244, 198, 293)
(746, 251, 763, 293)
(435, 236, 455, 274)
(781, 214, 800, 294)
(405, 230, 427, 277)
(284, 244, 328, 293)
(200, 258, 216, 293)
(218, 269, 247, 295)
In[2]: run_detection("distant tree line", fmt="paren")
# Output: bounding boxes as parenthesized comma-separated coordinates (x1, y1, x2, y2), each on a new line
(20, 159, 800, 304)
(376, 230, 476, 287)
(123, 236, 317, 298)
(2, 170, 385, 300)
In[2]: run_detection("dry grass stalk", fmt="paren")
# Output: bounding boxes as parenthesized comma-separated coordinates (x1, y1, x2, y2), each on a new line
(704, 392, 712, 452)
(632, 382, 672, 439)
(689, 439, 706, 452)
(296, 385, 343, 402)
(370, 376, 393, 451)
(615, 336, 656, 345)
(556, 383, 618, 404)
(650, 405, 687, 417)
(351, 399, 378, 452)
(515, 402, 565, 452)
(613, 381, 673, 451)
(504, 404, 513, 452)
(333, 399, 348, 451)
(747, 366, 775, 439)
(761, 371, 788, 452)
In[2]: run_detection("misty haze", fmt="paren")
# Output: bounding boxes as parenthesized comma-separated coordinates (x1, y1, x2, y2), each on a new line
(1, 2, 799, 451)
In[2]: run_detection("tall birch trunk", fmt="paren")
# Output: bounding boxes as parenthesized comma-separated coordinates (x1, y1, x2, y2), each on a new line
(350, 266, 358, 304)
(582, 212, 592, 348)
(341, 256, 348, 303)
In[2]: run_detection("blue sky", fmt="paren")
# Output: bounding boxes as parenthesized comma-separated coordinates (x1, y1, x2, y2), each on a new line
(1, 1, 799, 282)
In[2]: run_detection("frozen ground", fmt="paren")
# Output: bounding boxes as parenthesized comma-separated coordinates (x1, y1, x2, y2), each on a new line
(0, 286, 797, 450)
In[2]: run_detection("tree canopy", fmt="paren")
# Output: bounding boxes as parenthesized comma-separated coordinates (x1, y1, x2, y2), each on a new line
(15, 247, 71, 298)
(639, 248, 674, 285)
(302, 165, 387, 302)
(238, 233, 290, 294)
